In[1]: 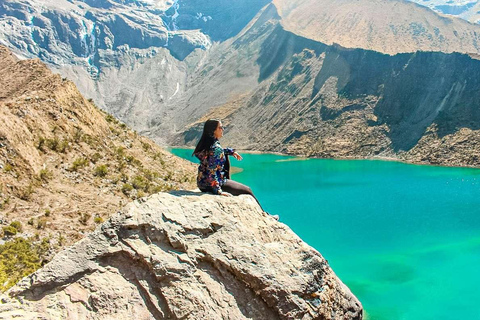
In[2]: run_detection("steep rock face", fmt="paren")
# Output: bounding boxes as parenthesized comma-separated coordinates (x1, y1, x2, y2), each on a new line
(0, 0, 269, 68)
(0, 192, 363, 319)
(175, 13, 480, 167)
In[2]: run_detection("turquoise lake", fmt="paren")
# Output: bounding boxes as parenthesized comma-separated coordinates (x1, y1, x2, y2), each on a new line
(171, 148, 480, 320)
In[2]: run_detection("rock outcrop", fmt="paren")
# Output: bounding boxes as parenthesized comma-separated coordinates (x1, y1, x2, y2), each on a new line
(0, 192, 362, 319)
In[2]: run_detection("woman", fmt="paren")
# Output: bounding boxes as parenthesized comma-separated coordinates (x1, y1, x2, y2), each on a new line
(193, 119, 276, 218)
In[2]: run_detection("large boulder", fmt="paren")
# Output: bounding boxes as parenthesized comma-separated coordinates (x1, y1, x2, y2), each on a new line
(0, 191, 362, 319)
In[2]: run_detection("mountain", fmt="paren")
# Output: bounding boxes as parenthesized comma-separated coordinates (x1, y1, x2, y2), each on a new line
(405, 0, 480, 24)
(0, 192, 363, 319)
(0, 45, 196, 290)
(273, 0, 480, 55)
(173, 4, 480, 167)
(2, 0, 480, 168)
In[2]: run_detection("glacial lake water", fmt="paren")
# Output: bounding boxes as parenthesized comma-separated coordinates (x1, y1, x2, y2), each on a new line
(171, 148, 480, 320)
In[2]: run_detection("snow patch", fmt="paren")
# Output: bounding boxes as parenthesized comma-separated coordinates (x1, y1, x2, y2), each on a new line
(169, 82, 180, 100)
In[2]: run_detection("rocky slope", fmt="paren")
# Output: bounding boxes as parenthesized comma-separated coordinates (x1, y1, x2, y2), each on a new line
(2, 0, 480, 168)
(273, 0, 480, 55)
(173, 6, 480, 167)
(0, 45, 196, 289)
(0, 192, 363, 319)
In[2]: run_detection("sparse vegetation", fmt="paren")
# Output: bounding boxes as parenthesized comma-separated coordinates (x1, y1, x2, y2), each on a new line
(3, 163, 13, 173)
(44, 209, 51, 217)
(37, 218, 47, 229)
(10, 221, 22, 233)
(39, 168, 52, 182)
(141, 141, 151, 151)
(105, 114, 117, 123)
(73, 128, 83, 142)
(94, 165, 108, 177)
(43, 137, 69, 153)
(2, 226, 17, 236)
(131, 175, 148, 191)
(0, 237, 50, 292)
(94, 216, 103, 224)
(81, 134, 96, 146)
(17, 183, 34, 200)
(70, 157, 89, 171)
(121, 183, 133, 195)
(37, 137, 46, 151)
(91, 152, 102, 164)
(79, 213, 91, 225)
(115, 146, 125, 157)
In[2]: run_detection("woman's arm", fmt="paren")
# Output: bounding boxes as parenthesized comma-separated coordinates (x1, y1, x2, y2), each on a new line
(223, 148, 243, 161)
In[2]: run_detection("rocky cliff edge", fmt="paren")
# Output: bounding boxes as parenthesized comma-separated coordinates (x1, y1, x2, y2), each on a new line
(0, 191, 362, 319)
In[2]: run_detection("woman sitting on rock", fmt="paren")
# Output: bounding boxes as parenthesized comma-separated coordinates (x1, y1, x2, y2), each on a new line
(193, 119, 276, 218)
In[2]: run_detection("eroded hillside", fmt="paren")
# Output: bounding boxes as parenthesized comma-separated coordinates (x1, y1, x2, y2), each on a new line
(0, 46, 196, 290)
(175, 7, 480, 168)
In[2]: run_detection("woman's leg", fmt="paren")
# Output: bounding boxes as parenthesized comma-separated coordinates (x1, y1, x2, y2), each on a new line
(222, 179, 264, 210)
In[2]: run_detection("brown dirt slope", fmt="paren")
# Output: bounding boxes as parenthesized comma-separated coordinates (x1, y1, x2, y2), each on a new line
(0, 45, 196, 286)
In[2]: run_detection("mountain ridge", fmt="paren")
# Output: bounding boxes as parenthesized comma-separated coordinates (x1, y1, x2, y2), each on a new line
(0, 45, 196, 290)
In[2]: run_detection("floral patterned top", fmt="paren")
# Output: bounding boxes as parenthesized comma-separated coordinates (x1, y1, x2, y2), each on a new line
(194, 139, 235, 194)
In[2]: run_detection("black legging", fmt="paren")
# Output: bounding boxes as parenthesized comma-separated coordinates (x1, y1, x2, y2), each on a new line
(200, 155, 264, 210)
(222, 179, 264, 211)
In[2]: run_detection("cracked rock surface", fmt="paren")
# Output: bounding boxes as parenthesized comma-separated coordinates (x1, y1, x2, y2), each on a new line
(0, 191, 362, 319)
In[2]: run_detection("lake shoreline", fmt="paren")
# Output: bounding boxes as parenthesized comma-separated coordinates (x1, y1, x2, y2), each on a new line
(167, 146, 480, 170)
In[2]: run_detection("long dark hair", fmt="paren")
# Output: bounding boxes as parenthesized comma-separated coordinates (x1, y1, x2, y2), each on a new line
(193, 119, 220, 155)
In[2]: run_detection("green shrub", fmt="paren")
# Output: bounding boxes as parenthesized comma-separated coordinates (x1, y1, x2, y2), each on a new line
(0, 237, 50, 292)
(45, 137, 59, 151)
(115, 146, 125, 157)
(58, 139, 69, 153)
(39, 169, 52, 182)
(94, 216, 103, 224)
(10, 221, 22, 233)
(105, 114, 117, 123)
(44, 209, 51, 217)
(81, 134, 96, 146)
(37, 218, 47, 230)
(37, 137, 46, 151)
(45, 137, 69, 153)
(94, 165, 108, 177)
(3, 163, 13, 173)
(121, 183, 133, 195)
(70, 157, 89, 171)
(131, 175, 147, 190)
(2, 226, 17, 236)
(141, 141, 151, 152)
(149, 184, 165, 194)
(91, 152, 102, 164)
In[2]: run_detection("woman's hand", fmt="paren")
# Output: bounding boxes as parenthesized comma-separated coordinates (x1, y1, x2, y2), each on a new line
(220, 191, 232, 197)
(232, 152, 243, 161)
